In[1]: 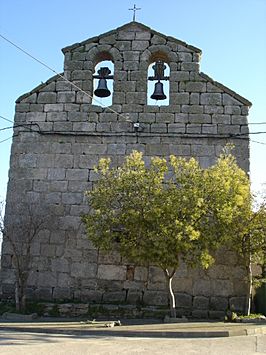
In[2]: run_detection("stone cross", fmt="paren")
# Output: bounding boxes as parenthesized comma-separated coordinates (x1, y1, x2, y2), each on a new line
(129, 4, 141, 21)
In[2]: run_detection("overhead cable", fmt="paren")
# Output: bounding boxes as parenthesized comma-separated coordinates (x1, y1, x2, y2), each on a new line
(0, 33, 132, 123)
(0, 135, 16, 144)
(0, 115, 13, 124)
(1, 34, 265, 147)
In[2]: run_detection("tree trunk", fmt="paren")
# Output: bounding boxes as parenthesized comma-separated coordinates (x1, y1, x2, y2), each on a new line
(21, 292, 27, 313)
(245, 260, 253, 316)
(15, 280, 20, 312)
(262, 263, 266, 279)
(15, 277, 27, 313)
(164, 269, 176, 318)
(20, 279, 27, 313)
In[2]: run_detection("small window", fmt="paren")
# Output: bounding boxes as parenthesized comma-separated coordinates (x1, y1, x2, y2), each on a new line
(92, 60, 114, 107)
(147, 61, 170, 106)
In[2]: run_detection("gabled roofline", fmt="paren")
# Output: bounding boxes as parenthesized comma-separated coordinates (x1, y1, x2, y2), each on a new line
(199, 72, 252, 107)
(16, 71, 252, 108)
(16, 74, 62, 103)
(62, 21, 202, 54)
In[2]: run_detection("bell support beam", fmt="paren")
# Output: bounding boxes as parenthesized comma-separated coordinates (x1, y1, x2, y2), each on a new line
(148, 60, 169, 81)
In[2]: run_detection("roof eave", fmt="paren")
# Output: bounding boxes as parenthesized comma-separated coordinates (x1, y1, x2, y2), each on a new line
(16, 73, 62, 103)
(61, 21, 202, 54)
(200, 72, 252, 107)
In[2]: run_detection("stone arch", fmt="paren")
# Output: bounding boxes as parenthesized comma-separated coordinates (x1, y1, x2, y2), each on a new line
(87, 47, 123, 106)
(93, 51, 113, 66)
(109, 47, 122, 62)
(148, 44, 171, 57)
(146, 49, 171, 106)
(86, 45, 114, 66)
(91, 51, 115, 107)
(149, 51, 170, 65)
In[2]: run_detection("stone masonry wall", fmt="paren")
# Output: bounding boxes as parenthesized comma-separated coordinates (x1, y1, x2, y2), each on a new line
(1, 22, 251, 317)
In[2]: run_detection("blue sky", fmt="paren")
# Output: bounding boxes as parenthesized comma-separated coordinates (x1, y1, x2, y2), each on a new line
(0, 0, 265, 201)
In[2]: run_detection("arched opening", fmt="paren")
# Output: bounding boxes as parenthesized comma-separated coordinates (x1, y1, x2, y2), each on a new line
(147, 53, 170, 106)
(92, 60, 114, 107)
(147, 61, 170, 106)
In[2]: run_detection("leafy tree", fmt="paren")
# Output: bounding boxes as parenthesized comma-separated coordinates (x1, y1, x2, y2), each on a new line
(223, 195, 266, 315)
(82, 150, 251, 318)
(1, 201, 49, 312)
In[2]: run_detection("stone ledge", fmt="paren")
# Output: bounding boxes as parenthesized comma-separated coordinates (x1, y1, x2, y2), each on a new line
(0, 320, 265, 338)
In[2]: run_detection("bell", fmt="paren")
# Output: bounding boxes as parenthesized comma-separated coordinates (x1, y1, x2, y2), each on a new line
(94, 78, 111, 98)
(151, 81, 166, 100)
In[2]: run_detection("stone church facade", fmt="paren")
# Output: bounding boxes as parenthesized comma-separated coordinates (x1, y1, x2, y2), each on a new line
(1, 22, 252, 317)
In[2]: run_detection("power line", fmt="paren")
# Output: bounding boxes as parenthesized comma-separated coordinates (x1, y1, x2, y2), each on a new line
(1, 32, 266, 130)
(0, 113, 266, 143)
(0, 123, 40, 133)
(236, 132, 266, 136)
(0, 34, 61, 76)
(249, 122, 266, 125)
(1, 33, 266, 147)
(0, 126, 14, 132)
(0, 33, 132, 123)
(250, 139, 266, 146)
(0, 127, 265, 146)
(2, 111, 266, 132)
(1, 114, 266, 142)
(0, 116, 40, 133)
(0, 115, 13, 124)
(0, 131, 264, 147)
(3, 112, 266, 128)
(0, 135, 16, 144)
